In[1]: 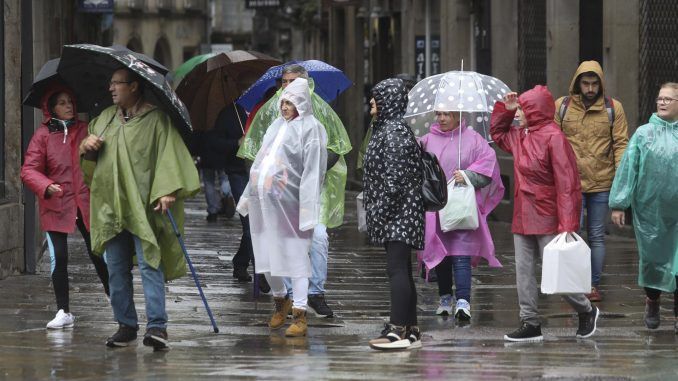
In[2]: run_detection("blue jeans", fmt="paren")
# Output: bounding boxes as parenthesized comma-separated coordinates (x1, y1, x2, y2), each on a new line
(202, 169, 230, 214)
(435, 255, 472, 301)
(581, 192, 610, 287)
(285, 223, 329, 296)
(104, 230, 167, 329)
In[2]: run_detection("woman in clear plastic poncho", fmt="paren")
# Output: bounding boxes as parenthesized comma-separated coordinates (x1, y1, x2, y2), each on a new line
(237, 78, 327, 337)
(609, 82, 678, 332)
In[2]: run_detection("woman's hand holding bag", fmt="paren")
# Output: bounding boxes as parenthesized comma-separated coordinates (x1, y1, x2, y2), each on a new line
(439, 170, 479, 231)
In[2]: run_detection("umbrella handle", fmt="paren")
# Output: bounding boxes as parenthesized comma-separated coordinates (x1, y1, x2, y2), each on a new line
(233, 103, 245, 135)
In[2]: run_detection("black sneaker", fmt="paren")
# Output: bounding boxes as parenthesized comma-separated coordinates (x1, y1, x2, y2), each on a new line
(576, 305, 600, 338)
(307, 294, 334, 318)
(368, 323, 409, 350)
(406, 326, 422, 349)
(106, 323, 138, 347)
(233, 267, 252, 282)
(644, 297, 660, 329)
(143, 327, 169, 351)
(206, 213, 218, 222)
(503, 322, 543, 342)
(258, 274, 271, 294)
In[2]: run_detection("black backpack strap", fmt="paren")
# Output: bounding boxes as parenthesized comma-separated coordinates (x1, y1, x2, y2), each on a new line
(604, 96, 615, 127)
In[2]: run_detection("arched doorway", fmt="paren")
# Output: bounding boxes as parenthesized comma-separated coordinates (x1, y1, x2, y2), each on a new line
(126, 37, 143, 53)
(153, 37, 172, 68)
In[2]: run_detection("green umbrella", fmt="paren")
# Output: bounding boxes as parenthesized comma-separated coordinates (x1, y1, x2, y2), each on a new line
(173, 53, 217, 88)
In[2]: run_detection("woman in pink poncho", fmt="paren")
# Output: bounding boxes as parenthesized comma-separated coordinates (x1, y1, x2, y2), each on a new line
(418, 111, 504, 321)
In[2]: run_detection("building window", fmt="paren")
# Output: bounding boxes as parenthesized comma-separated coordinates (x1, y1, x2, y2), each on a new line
(517, 0, 546, 92)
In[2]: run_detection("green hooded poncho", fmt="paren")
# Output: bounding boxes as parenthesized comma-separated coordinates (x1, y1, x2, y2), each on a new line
(82, 105, 200, 281)
(237, 80, 352, 228)
(609, 113, 678, 292)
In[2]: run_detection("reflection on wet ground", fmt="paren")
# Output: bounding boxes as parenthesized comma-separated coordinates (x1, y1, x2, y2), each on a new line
(1, 192, 676, 380)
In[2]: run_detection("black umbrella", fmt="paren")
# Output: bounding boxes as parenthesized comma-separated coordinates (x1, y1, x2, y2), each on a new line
(57, 44, 192, 136)
(22, 58, 88, 110)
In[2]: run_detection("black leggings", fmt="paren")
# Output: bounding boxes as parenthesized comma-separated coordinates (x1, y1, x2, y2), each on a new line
(644, 276, 678, 316)
(46, 210, 109, 312)
(385, 241, 417, 326)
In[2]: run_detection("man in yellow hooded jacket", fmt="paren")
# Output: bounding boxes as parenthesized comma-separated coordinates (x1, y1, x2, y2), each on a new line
(554, 60, 629, 302)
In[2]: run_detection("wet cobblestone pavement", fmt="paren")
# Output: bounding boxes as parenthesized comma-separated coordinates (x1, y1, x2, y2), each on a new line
(1, 192, 677, 380)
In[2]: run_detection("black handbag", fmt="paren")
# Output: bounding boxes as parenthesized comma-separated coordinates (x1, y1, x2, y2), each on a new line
(419, 144, 448, 211)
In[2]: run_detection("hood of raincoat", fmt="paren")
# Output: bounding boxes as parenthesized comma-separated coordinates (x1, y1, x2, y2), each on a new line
(279, 77, 313, 118)
(568, 60, 606, 97)
(518, 85, 556, 130)
(40, 83, 79, 127)
(372, 78, 408, 126)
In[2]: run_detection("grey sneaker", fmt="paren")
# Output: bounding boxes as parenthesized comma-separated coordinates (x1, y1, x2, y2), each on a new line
(436, 294, 454, 316)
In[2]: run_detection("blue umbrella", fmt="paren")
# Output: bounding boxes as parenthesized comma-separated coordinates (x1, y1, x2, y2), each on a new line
(236, 60, 352, 112)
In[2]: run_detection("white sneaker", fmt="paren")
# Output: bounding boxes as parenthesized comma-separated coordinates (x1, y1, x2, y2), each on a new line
(435, 294, 454, 316)
(46, 309, 75, 329)
(455, 299, 471, 320)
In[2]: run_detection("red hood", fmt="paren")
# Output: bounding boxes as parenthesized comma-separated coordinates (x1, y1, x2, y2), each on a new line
(518, 85, 555, 130)
(40, 83, 78, 126)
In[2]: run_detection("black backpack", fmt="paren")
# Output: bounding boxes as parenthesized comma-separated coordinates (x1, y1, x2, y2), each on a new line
(419, 144, 448, 212)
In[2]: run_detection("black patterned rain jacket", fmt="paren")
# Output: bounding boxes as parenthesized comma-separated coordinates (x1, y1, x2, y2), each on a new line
(363, 78, 425, 249)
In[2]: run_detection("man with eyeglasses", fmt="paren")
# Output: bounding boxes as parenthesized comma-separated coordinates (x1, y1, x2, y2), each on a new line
(79, 67, 200, 350)
(554, 61, 629, 303)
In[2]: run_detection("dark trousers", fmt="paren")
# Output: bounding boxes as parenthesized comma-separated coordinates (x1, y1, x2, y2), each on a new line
(435, 255, 472, 301)
(228, 172, 255, 270)
(385, 241, 418, 326)
(644, 276, 678, 316)
(46, 210, 109, 312)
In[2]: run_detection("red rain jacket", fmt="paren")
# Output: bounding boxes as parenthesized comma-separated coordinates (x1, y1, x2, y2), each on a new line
(20, 84, 91, 233)
(490, 85, 581, 235)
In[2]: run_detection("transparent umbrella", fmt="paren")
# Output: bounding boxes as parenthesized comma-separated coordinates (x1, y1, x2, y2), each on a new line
(404, 70, 512, 141)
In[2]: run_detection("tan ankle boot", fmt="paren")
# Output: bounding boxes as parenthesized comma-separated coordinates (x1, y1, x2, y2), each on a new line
(269, 297, 292, 329)
(285, 308, 307, 337)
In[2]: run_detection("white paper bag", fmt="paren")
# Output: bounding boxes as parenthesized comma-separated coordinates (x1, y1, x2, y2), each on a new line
(356, 192, 367, 232)
(540, 232, 592, 294)
(439, 171, 479, 232)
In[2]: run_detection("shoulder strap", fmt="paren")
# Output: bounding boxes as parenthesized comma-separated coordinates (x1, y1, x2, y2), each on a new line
(604, 96, 615, 127)
(558, 96, 570, 128)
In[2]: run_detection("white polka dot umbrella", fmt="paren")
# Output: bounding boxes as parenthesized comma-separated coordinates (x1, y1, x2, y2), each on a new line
(404, 71, 511, 141)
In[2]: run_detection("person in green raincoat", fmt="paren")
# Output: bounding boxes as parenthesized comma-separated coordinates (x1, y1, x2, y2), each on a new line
(609, 82, 678, 333)
(79, 68, 200, 350)
(237, 64, 351, 317)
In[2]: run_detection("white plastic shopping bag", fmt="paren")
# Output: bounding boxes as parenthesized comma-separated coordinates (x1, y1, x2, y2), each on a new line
(356, 192, 367, 232)
(439, 171, 479, 232)
(540, 232, 592, 294)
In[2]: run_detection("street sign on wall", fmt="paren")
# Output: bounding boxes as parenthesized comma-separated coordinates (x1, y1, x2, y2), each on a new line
(77, 0, 114, 13)
(245, 0, 281, 8)
(415, 36, 441, 81)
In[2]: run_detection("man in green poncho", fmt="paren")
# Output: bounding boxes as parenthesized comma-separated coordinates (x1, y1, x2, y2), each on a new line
(237, 64, 351, 317)
(79, 68, 200, 350)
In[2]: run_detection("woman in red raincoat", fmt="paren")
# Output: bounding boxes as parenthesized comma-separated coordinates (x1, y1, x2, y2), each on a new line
(21, 84, 109, 329)
(490, 86, 598, 342)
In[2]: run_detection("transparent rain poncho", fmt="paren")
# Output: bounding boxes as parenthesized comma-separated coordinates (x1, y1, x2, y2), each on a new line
(238, 78, 350, 228)
(237, 78, 328, 278)
(609, 114, 678, 291)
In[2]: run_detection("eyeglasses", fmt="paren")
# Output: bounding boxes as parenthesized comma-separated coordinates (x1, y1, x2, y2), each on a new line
(655, 97, 677, 105)
(109, 80, 131, 87)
